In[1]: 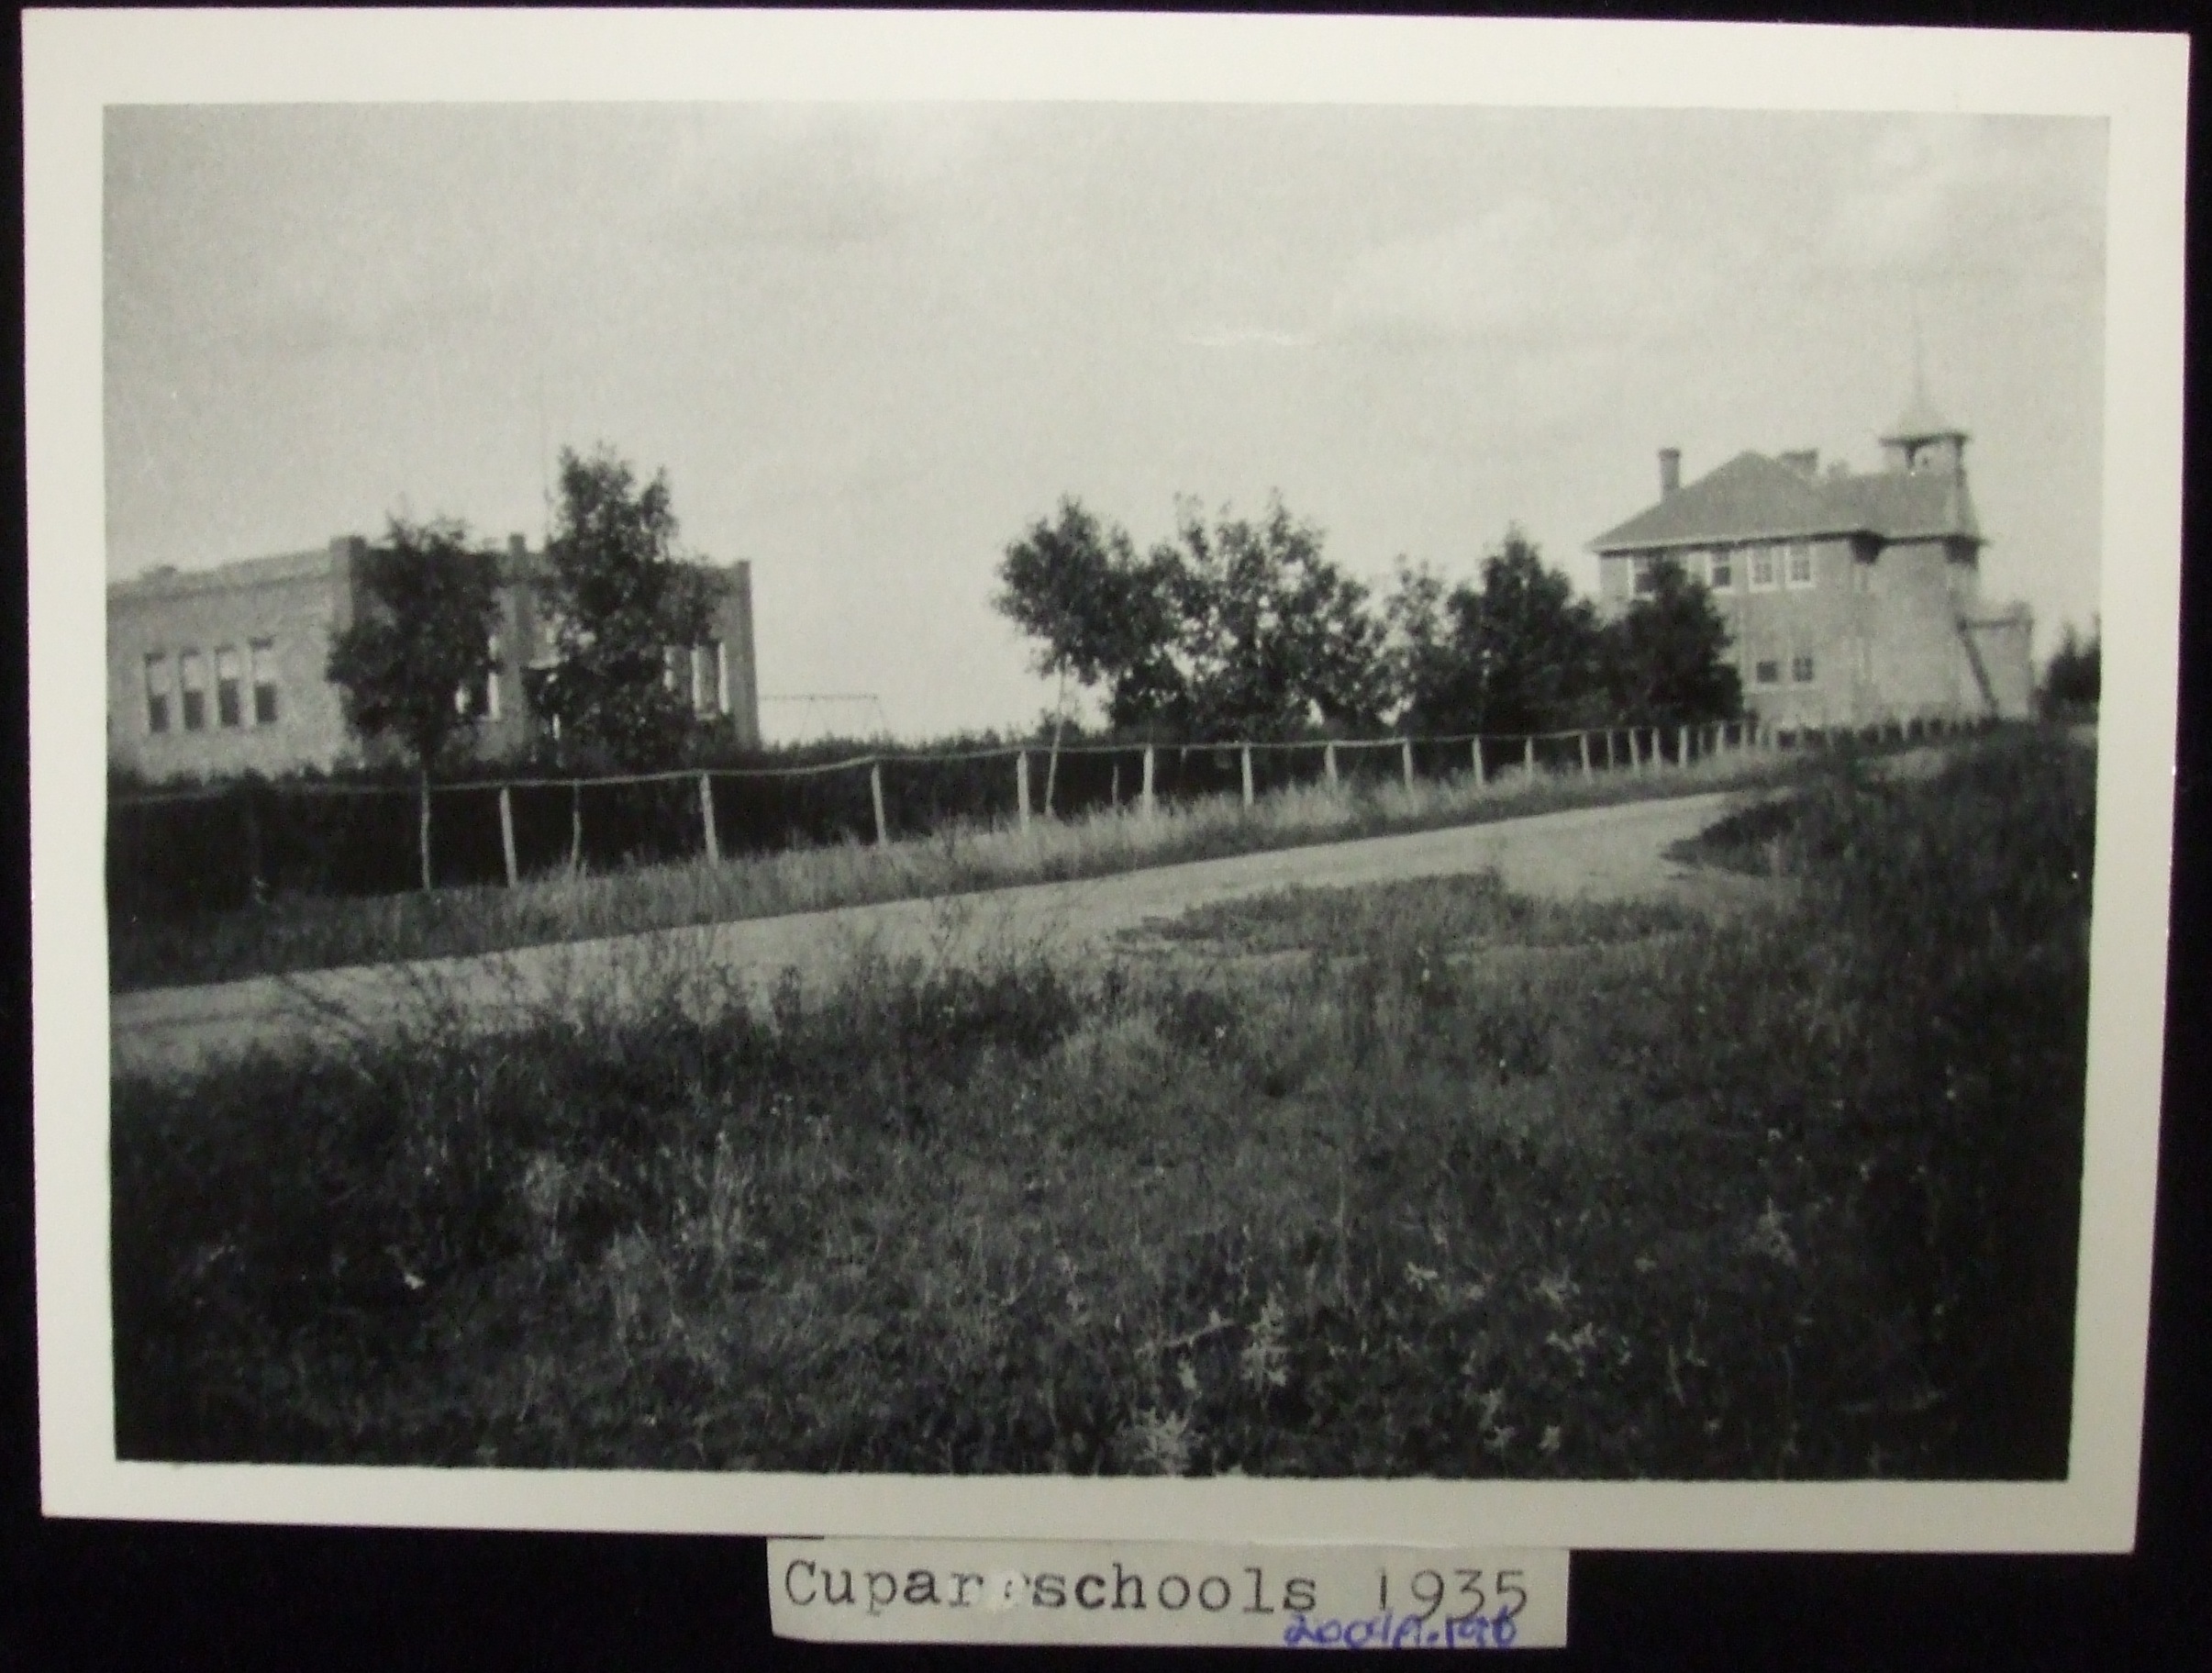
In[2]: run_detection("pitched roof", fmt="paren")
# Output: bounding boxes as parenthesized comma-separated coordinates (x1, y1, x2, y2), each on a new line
(1590, 450, 1982, 553)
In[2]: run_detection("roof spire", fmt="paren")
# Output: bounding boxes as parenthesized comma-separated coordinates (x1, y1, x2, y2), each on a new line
(1883, 307, 1966, 450)
(1910, 299, 1929, 408)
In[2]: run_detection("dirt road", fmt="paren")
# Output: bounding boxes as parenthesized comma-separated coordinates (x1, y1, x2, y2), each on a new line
(110, 788, 1760, 1080)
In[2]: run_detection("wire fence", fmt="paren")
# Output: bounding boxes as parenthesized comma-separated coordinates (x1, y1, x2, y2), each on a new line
(106, 713, 1978, 919)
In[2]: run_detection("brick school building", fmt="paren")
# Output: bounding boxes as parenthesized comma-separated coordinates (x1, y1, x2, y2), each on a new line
(107, 533, 761, 781)
(1590, 387, 2035, 730)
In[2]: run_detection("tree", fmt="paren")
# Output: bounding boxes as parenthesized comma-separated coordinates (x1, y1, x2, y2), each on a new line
(1385, 527, 1604, 736)
(530, 444, 722, 767)
(326, 516, 503, 891)
(995, 497, 1186, 733)
(2042, 619, 2100, 715)
(995, 493, 1387, 741)
(1161, 496, 1389, 738)
(1600, 555, 1742, 727)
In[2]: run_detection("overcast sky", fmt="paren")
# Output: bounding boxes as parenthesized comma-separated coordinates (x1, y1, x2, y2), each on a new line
(106, 104, 2106, 741)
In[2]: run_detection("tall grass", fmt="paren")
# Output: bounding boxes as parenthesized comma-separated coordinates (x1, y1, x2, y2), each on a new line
(112, 744, 1803, 992)
(110, 729, 2090, 1478)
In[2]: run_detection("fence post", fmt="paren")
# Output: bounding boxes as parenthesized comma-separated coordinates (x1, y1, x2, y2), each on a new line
(1141, 745, 1156, 820)
(1017, 750, 1031, 830)
(1523, 735, 1536, 782)
(1400, 737, 1415, 792)
(698, 773, 720, 864)
(1240, 744, 1254, 809)
(498, 784, 519, 887)
(1605, 730, 1617, 770)
(1628, 729, 1641, 772)
(1578, 731, 1591, 779)
(568, 781, 584, 874)
(871, 760, 889, 848)
(1677, 723, 1690, 767)
(1472, 737, 1485, 786)
(1324, 742, 1338, 788)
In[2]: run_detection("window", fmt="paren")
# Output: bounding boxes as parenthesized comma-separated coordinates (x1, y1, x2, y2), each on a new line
(142, 653, 172, 734)
(662, 646, 681, 691)
(1792, 653, 1817, 685)
(1785, 542, 1815, 588)
(249, 639, 279, 726)
(215, 647, 243, 728)
(1754, 657, 1782, 686)
(1631, 555, 1657, 597)
(1748, 544, 1779, 591)
(179, 650, 206, 731)
(455, 635, 501, 719)
(1708, 548, 1734, 590)
(707, 640, 727, 715)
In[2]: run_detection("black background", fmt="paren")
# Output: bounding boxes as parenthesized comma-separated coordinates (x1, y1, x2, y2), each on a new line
(7, 1, 2209, 1667)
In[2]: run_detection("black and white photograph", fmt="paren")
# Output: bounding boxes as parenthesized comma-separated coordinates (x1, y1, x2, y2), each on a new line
(28, 10, 2184, 1549)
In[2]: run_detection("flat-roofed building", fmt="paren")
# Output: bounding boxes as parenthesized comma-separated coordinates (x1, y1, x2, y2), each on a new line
(1589, 388, 2034, 729)
(107, 533, 761, 780)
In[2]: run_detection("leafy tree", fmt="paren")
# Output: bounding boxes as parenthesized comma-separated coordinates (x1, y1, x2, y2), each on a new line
(1160, 496, 1389, 738)
(530, 444, 722, 767)
(995, 493, 1387, 742)
(1600, 555, 1742, 726)
(2042, 619, 2100, 715)
(326, 516, 503, 891)
(995, 497, 1185, 733)
(1385, 527, 1604, 736)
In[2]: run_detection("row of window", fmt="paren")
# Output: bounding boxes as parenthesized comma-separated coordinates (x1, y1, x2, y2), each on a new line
(1631, 541, 1817, 597)
(1751, 653, 1819, 687)
(143, 635, 734, 740)
(142, 642, 279, 734)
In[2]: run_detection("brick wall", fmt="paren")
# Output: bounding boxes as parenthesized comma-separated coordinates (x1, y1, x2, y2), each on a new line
(111, 542, 765, 780)
(107, 548, 355, 779)
(1597, 537, 2013, 727)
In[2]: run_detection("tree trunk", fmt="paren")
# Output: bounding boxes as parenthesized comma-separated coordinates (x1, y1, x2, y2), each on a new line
(417, 764, 433, 893)
(1043, 669, 1067, 816)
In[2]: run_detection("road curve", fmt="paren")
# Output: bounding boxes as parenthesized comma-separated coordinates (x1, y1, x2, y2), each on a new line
(110, 788, 1759, 1081)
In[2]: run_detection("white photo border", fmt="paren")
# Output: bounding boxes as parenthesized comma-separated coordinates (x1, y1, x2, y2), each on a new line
(28, 6, 2187, 1552)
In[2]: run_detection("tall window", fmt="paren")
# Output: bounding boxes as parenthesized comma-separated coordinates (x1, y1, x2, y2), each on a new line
(178, 650, 207, 731)
(455, 634, 501, 719)
(1792, 653, 1817, 685)
(1785, 541, 1816, 589)
(1631, 555, 1657, 597)
(1748, 544, 1779, 591)
(142, 652, 172, 734)
(706, 640, 726, 714)
(1753, 657, 1782, 686)
(249, 639, 279, 725)
(1708, 548, 1734, 590)
(215, 647, 243, 727)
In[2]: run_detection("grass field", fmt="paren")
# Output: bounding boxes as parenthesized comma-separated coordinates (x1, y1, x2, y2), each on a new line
(111, 728, 2092, 1478)
(111, 745, 1810, 993)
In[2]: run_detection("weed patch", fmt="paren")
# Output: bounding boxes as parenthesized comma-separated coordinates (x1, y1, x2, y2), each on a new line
(112, 730, 2090, 1478)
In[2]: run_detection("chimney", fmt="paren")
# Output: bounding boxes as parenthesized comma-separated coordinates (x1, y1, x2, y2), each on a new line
(328, 533, 367, 565)
(508, 532, 528, 560)
(1779, 449, 1818, 478)
(1659, 448, 1682, 497)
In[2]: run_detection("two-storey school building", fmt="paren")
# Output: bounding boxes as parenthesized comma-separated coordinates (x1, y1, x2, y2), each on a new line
(107, 533, 761, 781)
(1589, 390, 2035, 729)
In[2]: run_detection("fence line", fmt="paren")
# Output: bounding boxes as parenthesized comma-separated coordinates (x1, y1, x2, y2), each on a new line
(109, 712, 1985, 910)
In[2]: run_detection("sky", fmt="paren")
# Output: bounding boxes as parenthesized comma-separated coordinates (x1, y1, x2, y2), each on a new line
(105, 104, 2106, 742)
